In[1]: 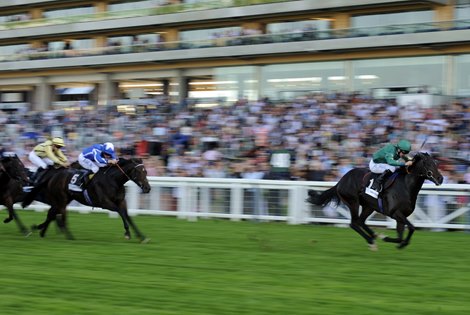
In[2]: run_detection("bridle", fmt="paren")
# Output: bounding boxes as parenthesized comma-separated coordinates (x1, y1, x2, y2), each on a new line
(407, 153, 439, 183)
(114, 160, 147, 189)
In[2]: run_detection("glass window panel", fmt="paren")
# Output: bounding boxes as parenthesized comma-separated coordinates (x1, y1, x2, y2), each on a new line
(179, 27, 242, 42)
(352, 56, 445, 94)
(44, 6, 94, 19)
(0, 44, 29, 55)
(261, 62, 345, 100)
(455, 4, 470, 20)
(48, 39, 95, 51)
(0, 13, 29, 23)
(187, 66, 258, 103)
(108, 35, 133, 46)
(454, 54, 470, 96)
(351, 11, 434, 28)
(108, 0, 162, 11)
(266, 19, 330, 33)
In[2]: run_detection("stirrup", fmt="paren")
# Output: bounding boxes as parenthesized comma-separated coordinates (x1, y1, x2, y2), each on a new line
(23, 186, 34, 193)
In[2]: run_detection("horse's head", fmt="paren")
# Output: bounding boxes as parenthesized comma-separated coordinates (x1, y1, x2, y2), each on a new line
(410, 152, 443, 186)
(0, 153, 30, 185)
(118, 158, 151, 193)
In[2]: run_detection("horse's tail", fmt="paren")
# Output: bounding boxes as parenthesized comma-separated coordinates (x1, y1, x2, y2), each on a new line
(306, 185, 339, 206)
(21, 186, 40, 208)
(21, 179, 49, 208)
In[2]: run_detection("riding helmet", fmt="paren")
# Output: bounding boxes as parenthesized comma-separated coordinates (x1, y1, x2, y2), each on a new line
(103, 142, 115, 155)
(52, 137, 65, 147)
(397, 139, 411, 152)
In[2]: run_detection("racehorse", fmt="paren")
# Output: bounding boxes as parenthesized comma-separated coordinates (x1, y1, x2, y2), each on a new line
(0, 152, 31, 236)
(307, 152, 443, 250)
(22, 158, 151, 242)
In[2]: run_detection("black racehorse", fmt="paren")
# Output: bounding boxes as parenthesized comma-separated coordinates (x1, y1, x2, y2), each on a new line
(22, 158, 151, 242)
(307, 152, 443, 250)
(0, 153, 31, 236)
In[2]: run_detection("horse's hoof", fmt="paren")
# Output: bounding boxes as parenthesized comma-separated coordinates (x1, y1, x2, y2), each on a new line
(141, 238, 151, 244)
(368, 243, 378, 251)
(378, 233, 387, 240)
(397, 242, 408, 249)
(124, 234, 131, 240)
(23, 231, 32, 237)
(3, 217, 12, 223)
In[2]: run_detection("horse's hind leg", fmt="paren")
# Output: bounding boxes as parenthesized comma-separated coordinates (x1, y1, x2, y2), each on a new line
(359, 207, 376, 239)
(343, 199, 376, 248)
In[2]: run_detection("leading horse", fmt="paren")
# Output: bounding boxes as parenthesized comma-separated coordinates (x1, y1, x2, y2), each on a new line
(307, 152, 443, 250)
(22, 158, 151, 242)
(0, 152, 31, 236)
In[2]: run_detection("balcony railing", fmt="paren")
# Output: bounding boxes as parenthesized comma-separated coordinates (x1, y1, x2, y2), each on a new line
(1, 19, 469, 64)
(0, 0, 297, 31)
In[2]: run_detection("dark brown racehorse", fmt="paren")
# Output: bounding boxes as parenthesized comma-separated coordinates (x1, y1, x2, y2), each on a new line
(307, 152, 443, 250)
(0, 153, 31, 236)
(22, 158, 151, 242)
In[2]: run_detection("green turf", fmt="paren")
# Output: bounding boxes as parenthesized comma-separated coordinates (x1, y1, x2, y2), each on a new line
(0, 210, 469, 315)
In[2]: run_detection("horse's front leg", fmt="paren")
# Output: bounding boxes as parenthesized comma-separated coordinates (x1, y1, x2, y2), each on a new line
(359, 207, 377, 239)
(56, 210, 75, 240)
(380, 222, 404, 244)
(3, 198, 30, 236)
(397, 217, 414, 249)
(116, 208, 131, 240)
(116, 204, 149, 243)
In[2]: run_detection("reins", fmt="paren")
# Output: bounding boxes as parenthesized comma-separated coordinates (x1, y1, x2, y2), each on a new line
(115, 163, 131, 181)
(113, 161, 145, 182)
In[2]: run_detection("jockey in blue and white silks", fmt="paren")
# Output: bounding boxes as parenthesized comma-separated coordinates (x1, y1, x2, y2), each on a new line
(78, 142, 118, 174)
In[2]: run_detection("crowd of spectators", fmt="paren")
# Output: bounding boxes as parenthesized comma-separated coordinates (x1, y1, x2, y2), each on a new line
(1, 92, 469, 186)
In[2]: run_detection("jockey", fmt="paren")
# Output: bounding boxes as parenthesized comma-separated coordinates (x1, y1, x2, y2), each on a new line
(25, 137, 69, 189)
(69, 142, 118, 191)
(369, 139, 413, 193)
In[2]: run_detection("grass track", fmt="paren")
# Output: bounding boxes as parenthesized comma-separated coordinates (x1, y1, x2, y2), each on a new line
(0, 210, 469, 315)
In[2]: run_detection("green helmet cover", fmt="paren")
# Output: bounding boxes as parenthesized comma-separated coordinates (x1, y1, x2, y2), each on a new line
(397, 139, 411, 152)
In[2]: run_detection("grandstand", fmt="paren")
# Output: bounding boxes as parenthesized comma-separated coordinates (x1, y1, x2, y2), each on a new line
(0, 0, 469, 111)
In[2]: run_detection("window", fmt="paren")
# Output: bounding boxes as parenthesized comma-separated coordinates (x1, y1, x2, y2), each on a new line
(108, 0, 162, 11)
(351, 11, 434, 28)
(43, 6, 94, 19)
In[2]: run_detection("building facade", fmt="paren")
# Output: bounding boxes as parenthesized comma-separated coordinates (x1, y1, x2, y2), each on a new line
(0, 0, 469, 111)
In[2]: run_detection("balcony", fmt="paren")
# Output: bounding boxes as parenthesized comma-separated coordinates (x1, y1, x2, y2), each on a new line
(0, 0, 448, 40)
(1, 19, 469, 71)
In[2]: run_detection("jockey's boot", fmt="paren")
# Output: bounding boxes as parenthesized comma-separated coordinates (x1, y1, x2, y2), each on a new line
(80, 170, 94, 190)
(33, 167, 47, 186)
(23, 167, 46, 192)
(375, 169, 392, 193)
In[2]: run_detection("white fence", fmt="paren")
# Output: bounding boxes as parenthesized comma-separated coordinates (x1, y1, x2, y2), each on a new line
(22, 177, 470, 231)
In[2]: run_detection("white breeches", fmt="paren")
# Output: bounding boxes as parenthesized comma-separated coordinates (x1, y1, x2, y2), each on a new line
(78, 153, 100, 173)
(369, 159, 396, 174)
(29, 151, 54, 169)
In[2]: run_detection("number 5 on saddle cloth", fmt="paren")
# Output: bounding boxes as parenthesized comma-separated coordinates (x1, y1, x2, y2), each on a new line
(68, 169, 94, 192)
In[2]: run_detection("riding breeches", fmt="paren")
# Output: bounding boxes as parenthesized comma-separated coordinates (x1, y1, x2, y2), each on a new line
(29, 151, 54, 169)
(369, 159, 396, 174)
(78, 153, 100, 173)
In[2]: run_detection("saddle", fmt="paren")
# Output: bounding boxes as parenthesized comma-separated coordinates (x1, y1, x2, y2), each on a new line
(68, 169, 93, 192)
(362, 171, 398, 199)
